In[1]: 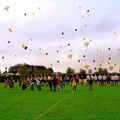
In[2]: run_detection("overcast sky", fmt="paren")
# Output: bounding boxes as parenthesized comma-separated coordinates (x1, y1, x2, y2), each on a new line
(0, 0, 120, 73)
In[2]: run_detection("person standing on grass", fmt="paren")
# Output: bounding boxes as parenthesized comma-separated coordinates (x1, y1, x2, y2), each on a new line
(21, 79, 27, 90)
(53, 75, 57, 91)
(64, 75, 70, 85)
(9, 77, 14, 90)
(5, 77, 10, 89)
(56, 75, 61, 91)
(71, 76, 77, 91)
(103, 74, 107, 86)
(106, 74, 111, 85)
(36, 76, 41, 91)
(48, 75, 53, 91)
(114, 74, 119, 86)
(30, 76, 35, 91)
(60, 75, 64, 92)
(75, 74, 80, 85)
(86, 74, 90, 86)
(98, 74, 102, 86)
(88, 75, 93, 91)
(94, 74, 98, 86)
(111, 75, 115, 86)
(40, 75, 43, 90)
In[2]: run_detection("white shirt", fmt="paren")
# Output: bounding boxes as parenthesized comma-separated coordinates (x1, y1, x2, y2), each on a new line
(36, 80, 40, 85)
(86, 75, 90, 80)
(114, 75, 118, 80)
(98, 75, 102, 80)
(103, 75, 107, 80)
(111, 76, 115, 80)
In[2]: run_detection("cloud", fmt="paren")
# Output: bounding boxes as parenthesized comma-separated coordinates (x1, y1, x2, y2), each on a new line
(95, 17, 118, 32)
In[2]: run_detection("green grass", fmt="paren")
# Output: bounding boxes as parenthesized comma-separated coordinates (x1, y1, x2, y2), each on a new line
(0, 83, 120, 120)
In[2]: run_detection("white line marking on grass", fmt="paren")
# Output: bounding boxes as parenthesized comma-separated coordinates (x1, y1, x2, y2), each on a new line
(34, 92, 72, 120)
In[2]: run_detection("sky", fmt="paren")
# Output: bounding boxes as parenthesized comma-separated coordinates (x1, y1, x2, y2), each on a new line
(0, 0, 120, 73)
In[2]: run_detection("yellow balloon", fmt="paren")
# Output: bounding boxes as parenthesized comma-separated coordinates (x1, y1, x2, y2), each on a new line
(84, 42, 89, 47)
(84, 65, 89, 69)
(68, 54, 73, 59)
(8, 28, 12, 32)
(109, 66, 113, 71)
(22, 44, 26, 48)
(4, 6, 10, 11)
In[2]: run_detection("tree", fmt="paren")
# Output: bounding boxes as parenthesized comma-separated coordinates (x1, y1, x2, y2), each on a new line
(33, 68, 42, 75)
(79, 69, 86, 75)
(47, 67, 54, 73)
(94, 67, 108, 75)
(66, 67, 75, 75)
(79, 69, 87, 79)
(18, 67, 29, 78)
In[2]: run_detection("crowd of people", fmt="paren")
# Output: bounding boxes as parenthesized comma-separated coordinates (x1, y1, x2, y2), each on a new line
(4, 74, 120, 91)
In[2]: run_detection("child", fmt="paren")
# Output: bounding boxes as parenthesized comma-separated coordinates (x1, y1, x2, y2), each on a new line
(48, 75, 53, 91)
(60, 75, 64, 92)
(36, 76, 41, 91)
(88, 75, 93, 91)
(21, 80, 27, 90)
(72, 77, 77, 91)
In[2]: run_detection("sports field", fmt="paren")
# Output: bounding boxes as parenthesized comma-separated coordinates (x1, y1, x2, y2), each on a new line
(0, 84, 120, 120)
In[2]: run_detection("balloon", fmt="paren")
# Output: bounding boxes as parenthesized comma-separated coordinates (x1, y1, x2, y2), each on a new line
(68, 54, 73, 59)
(84, 42, 89, 47)
(84, 65, 89, 69)
(68, 43, 70, 46)
(109, 66, 113, 71)
(24, 46, 27, 50)
(75, 29, 77, 31)
(4, 6, 10, 11)
(87, 10, 89, 12)
(22, 44, 26, 49)
(94, 68, 97, 70)
(8, 28, 13, 32)
(83, 55, 86, 58)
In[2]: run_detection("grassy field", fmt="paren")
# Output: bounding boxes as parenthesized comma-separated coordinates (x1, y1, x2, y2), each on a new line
(0, 83, 120, 120)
